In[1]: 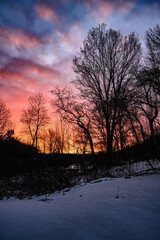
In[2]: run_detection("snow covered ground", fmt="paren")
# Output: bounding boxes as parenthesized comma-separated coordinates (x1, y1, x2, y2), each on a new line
(0, 173, 160, 240)
(108, 159, 160, 177)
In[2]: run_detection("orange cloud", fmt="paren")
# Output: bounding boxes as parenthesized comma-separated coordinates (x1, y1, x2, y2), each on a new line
(35, 4, 60, 24)
(0, 27, 41, 48)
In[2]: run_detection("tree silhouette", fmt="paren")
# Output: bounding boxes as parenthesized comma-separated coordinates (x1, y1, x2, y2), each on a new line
(51, 87, 95, 156)
(21, 93, 49, 149)
(134, 25, 160, 161)
(0, 99, 12, 137)
(145, 24, 160, 95)
(72, 24, 141, 155)
(46, 120, 69, 154)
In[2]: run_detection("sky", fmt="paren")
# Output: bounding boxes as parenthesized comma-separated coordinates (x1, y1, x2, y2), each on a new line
(0, 0, 160, 137)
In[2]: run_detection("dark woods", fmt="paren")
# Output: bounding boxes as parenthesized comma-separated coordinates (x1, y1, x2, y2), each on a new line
(0, 24, 160, 199)
(52, 24, 160, 164)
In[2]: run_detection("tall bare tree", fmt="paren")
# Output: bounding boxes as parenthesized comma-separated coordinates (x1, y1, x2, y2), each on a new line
(72, 24, 141, 155)
(136, 75, 159, 141)
(132, 25, 160, 162)
(47, 128, 62, 153)
(51, 87, 95, 156)
(74, 126, 89, 154)
(21, 93, 49, 148)
(135, 26, 160, 138)
(47, 119, 70, 154)
(145, 24, 160, 95)
(0, 99, 12, 137)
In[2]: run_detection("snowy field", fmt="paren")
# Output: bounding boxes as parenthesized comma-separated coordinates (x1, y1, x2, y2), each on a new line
(0, 173, 160, 240)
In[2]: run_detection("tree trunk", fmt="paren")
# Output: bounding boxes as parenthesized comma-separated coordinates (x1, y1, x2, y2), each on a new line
(77, 121, 97, 172)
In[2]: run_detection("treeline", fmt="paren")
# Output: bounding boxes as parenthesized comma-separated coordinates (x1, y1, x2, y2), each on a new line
(0, 131, 38, 175)
(0, 24, 160, 198)
(52, 24, 160, 160)
(0, 24, 160, 161)
(0, 133, 159, 199)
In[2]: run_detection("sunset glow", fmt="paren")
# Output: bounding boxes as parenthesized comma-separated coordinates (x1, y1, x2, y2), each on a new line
(0, 0, 159, 139)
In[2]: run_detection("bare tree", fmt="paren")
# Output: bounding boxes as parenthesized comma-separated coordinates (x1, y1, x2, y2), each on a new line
(136, 75, 159, 141)
(21, 93, 49, 149)
(129, 25, 160, 163)
(135, 25, 160, 134)
(72, 24, 141, 155)
(51, 87, 95, 156)
(46, 119, 70, 154)
(145, 24, 160, 95)
(0, 99, 12, 137)
(47, 128, 62, 153)
(74, 126, 89, 154)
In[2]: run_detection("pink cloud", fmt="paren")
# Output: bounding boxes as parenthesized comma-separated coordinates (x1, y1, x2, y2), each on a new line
(56, 24, 83, 53)
(2, 58, 60, 82)
(118, 1, 134, 13)
(0, 27, 41, 48)
(0, 58, 62, 136)
(84, 0, 134, 22)
(0, 70, 38, 91)
(0, 58, 61, 104)
(35, 4, 60, 24)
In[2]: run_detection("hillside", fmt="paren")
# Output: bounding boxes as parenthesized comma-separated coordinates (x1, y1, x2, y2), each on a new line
(0, 173, 160, 240)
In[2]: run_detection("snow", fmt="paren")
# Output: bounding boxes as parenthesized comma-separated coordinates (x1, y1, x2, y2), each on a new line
(0, 174, 160, 240)
(108, 159, 160, 177)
